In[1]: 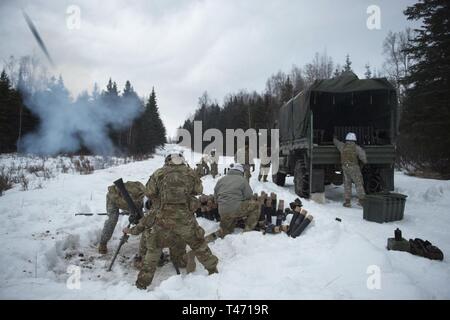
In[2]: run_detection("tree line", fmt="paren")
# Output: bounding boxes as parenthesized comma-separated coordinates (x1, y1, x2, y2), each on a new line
(181, 0, 449, 178)
(0, 56, 166, 156)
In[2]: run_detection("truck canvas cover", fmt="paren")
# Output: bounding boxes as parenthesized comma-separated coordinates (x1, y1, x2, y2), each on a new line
(279, 72, 397, 143)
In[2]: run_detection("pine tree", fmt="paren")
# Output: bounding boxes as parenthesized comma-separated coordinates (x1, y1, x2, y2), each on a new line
(364, 63, 372, 79)
(136, 87, 167, 155)
(399, 0, 450, 176)
(343, 54, 353, 72)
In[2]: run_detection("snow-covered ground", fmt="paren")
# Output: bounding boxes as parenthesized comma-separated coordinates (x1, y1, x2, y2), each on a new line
(0, 145, 449, 299)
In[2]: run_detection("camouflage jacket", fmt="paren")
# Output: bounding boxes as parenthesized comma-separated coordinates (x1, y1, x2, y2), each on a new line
(107, 181, 145, 211)
(146, 163, 203, 210)
(333, 138, 367, 166)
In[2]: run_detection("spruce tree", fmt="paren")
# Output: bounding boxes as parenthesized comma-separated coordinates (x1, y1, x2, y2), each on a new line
(343, 54, 353, 72)
(399, 0, 450, 176)
(136, 87, 167, 155)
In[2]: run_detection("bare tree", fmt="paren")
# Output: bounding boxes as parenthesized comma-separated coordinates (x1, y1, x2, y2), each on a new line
(382, 28, 413, 103)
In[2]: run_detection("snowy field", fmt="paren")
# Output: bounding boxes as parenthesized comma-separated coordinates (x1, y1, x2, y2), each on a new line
(0, 145, 449, 299)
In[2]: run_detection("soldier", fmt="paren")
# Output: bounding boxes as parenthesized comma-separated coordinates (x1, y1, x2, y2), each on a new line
(98, 181, 145, 254)
(213, 163, 259, 237)
(333, 132, 368, 207)
(235, 142, 255, 182)
(123, 209, 188, 270)
(209, 149, 219, 178)
(127, 150, 218, 290)
(258, 144, 271, 182)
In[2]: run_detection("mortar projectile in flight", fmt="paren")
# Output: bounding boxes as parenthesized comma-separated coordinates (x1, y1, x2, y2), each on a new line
(22, 9, 55, 67)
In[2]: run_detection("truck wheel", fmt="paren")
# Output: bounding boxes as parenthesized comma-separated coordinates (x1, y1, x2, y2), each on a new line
(362, 166, 383, 194)
(272, 172, 286, 186)
(294, 159, 310, 198)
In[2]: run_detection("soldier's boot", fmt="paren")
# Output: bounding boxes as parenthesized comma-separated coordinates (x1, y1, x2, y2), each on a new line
(343, 199, 351, 208)
(133, 255, 143, 270)
(207, 267, 218, 275)
(263, 175, 268, 182)
(258, 174, 262, 181)
(98, 243, 107, 254)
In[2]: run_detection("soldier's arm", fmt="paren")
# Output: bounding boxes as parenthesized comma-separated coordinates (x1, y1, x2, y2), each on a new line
(333, 137, 344, 152)
(145, 172, 159, 200)
(356, 146, 368, 164)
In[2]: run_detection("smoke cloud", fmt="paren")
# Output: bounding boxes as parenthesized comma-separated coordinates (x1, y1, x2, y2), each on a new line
(19, 81, 142, 155)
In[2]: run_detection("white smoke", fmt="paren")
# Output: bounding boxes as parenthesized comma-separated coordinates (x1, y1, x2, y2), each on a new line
(19, 80, 142, 155)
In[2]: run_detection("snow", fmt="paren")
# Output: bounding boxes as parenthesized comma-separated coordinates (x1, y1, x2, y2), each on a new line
(0, 145, 449, 299)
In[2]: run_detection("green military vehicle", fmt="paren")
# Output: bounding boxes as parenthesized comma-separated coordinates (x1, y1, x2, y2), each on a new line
(273, 72, 398, 198)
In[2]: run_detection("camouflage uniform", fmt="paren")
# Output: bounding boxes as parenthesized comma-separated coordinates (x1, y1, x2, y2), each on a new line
(129, 210, 187, 268)
(333, 138, 367, 204)
(209, 152, 219, 178)
(258, 146, 271, 182)
(100, 181, 145, 247)
(136, 161, 218, 289)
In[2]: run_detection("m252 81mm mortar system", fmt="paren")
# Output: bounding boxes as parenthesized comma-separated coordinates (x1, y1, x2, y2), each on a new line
(273, 72, 398, 198)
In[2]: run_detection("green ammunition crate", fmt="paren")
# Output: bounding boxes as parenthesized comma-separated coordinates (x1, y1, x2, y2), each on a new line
(363, 192, 407, 223)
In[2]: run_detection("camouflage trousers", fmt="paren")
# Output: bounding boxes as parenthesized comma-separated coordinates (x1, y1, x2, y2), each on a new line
(258, 165, 270, 182)
(343, 164, 366, 201)
(210, 163, 218, 178)
(136, 208, 218, 289)
(138, 230, 187, 264)
(100, 194, 119, 245)
(218, 200, 259, 237)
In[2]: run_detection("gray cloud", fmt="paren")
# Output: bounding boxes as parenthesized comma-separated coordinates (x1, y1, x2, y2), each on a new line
(0, 0, 417, 136)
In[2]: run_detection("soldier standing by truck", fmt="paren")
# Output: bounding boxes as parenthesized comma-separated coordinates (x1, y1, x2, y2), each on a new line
(333, 132, 367, 207)
(258, 144, 271, 182)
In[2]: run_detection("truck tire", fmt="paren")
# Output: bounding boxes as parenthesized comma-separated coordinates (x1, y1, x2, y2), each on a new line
(362, 166, 383, 194)
(294, 159, 310, 198)
(272, 172, 286, 186)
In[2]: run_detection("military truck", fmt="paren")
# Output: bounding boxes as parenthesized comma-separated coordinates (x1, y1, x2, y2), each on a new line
(273, 72, 398, 198)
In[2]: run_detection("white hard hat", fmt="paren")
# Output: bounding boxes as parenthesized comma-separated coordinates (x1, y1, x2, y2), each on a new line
(230, 163, 244, 173)
(345, 132, 357, 141)
(165, 149, 185, 163)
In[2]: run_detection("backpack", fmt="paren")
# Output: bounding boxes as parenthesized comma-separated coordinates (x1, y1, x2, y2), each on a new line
(159, 166, 191, 206)
(342, 143, 358, 166)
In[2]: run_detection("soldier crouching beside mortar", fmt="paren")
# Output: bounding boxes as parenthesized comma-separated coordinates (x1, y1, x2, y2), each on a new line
(212, 163, 259, 239)
(98, 181, 145, 254)
(122, 201, 188, 271)
(333, 132, 368, 208)
(126, 150, 218, 290)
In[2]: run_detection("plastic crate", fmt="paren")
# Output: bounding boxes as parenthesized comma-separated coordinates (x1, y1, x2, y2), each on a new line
(363, 192, 407, 223)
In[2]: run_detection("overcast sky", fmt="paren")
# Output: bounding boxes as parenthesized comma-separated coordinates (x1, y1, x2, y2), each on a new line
(0, 0, 418, 136)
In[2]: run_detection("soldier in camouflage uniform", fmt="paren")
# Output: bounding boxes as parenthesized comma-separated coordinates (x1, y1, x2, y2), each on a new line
(258, 145, 271, 182)
(333, 132, 368, 207)
(129, 150, 218, 290)
(98, 181, 145, 254)
(214, 163, 259, 237)
(209, 149, 219, 178)
(123, 209, 188, 270)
